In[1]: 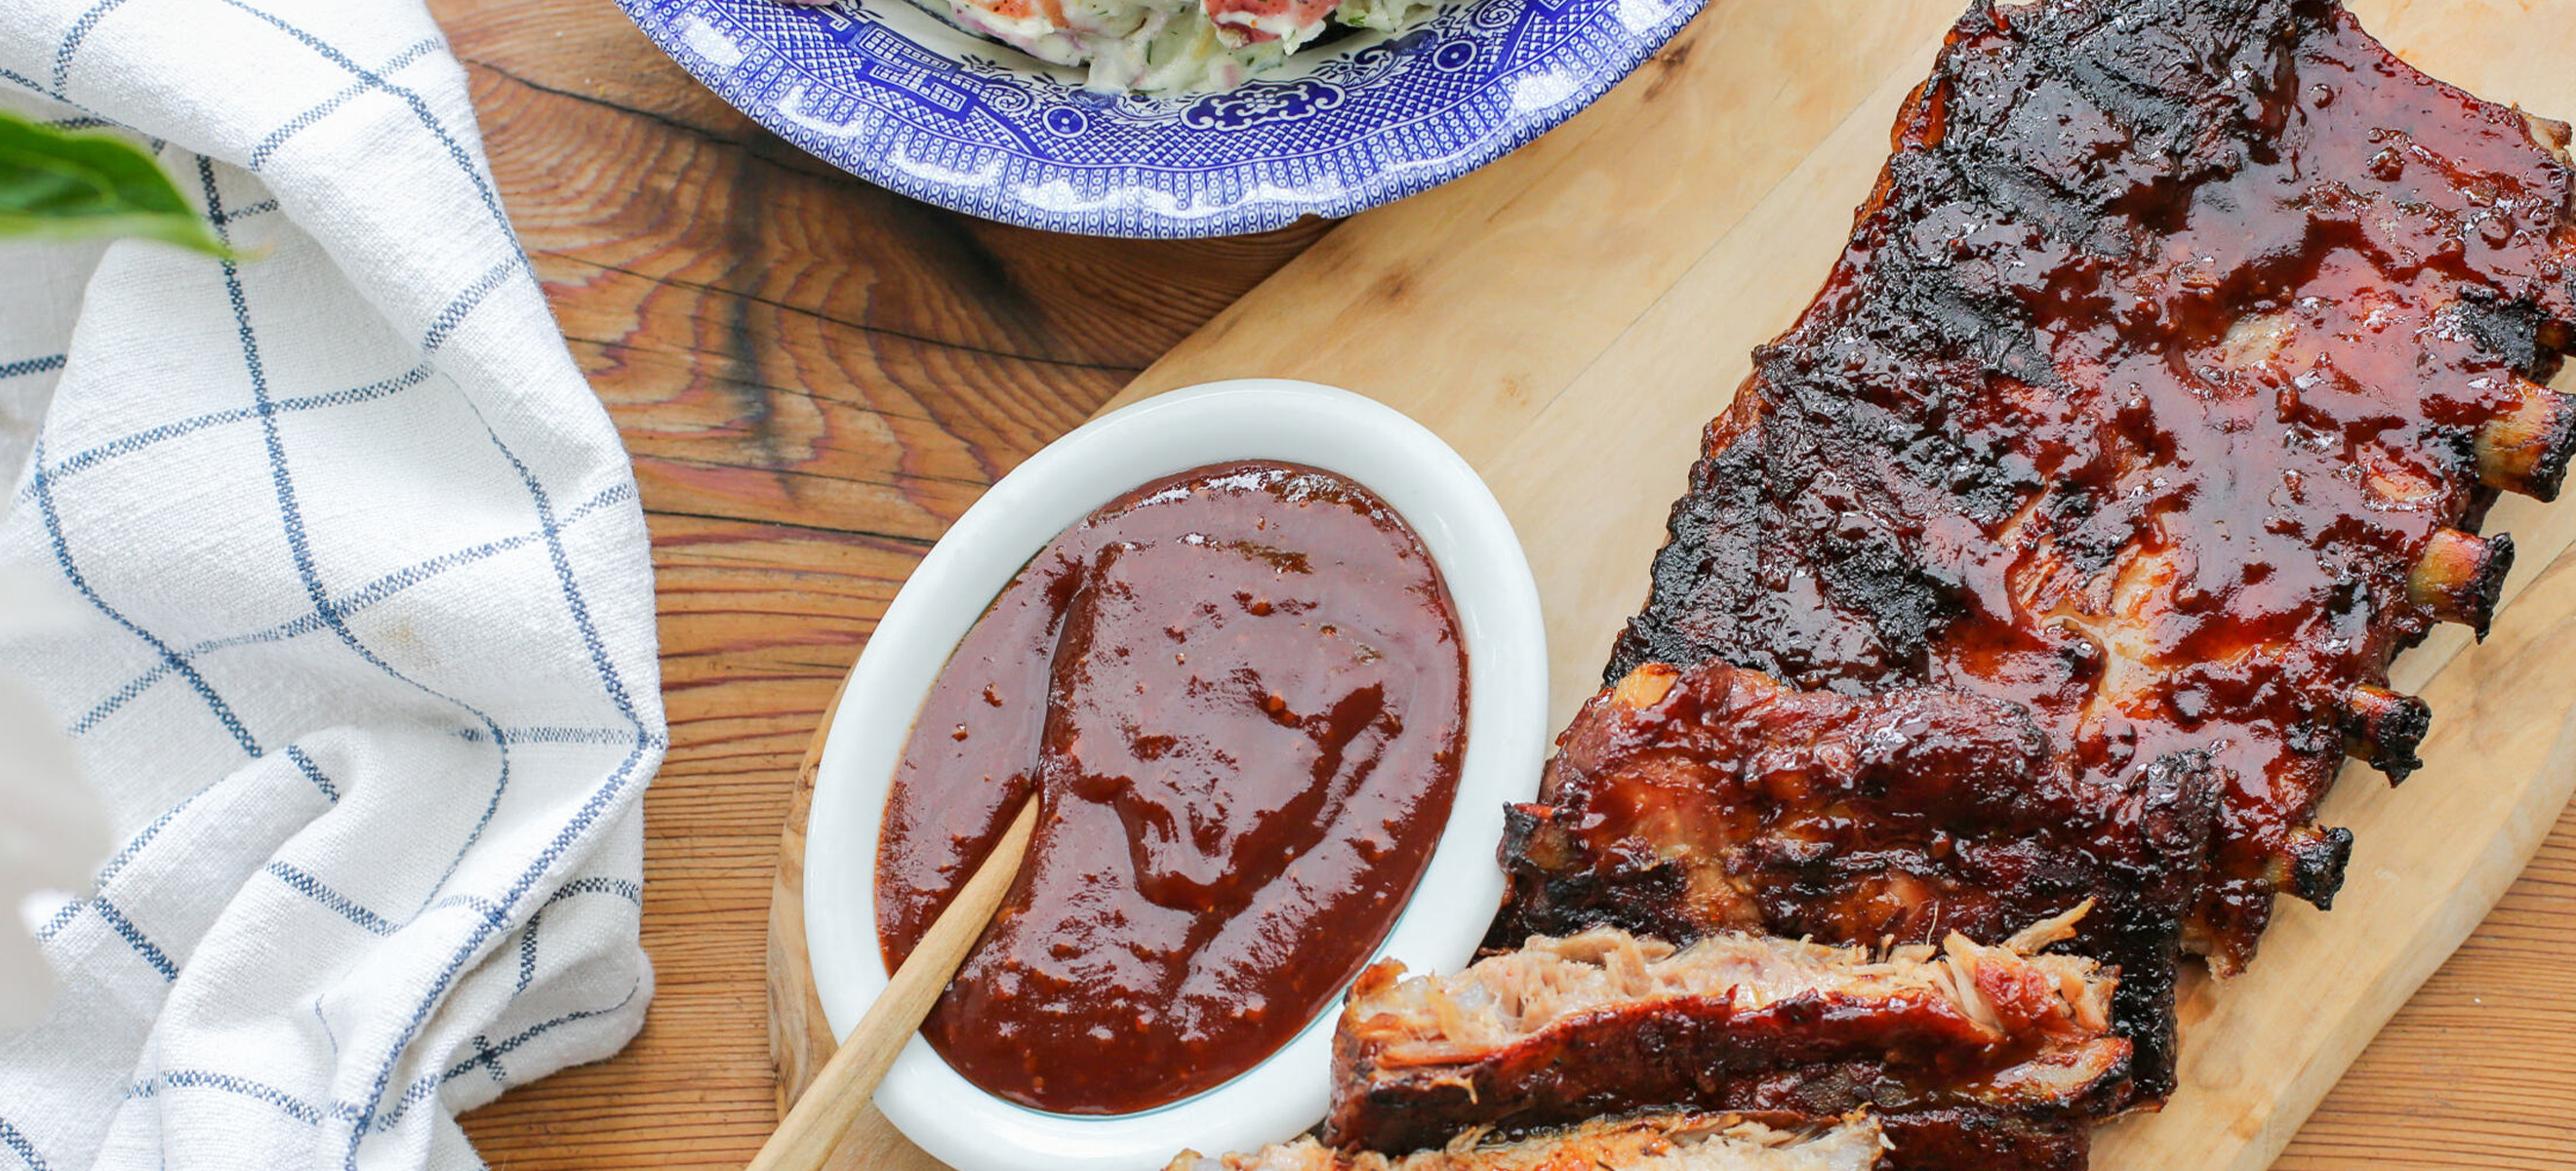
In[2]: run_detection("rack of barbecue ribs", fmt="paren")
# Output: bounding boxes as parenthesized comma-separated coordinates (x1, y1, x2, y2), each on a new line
(1427, 0, 2576, 1165)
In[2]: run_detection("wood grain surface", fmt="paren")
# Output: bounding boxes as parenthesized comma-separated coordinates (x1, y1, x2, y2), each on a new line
(437, 0, 2576, 1168)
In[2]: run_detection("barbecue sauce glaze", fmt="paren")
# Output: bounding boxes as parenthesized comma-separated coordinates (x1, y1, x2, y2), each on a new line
(875, 461, 1468, 1114)
(1558, 0, 2576, 1109)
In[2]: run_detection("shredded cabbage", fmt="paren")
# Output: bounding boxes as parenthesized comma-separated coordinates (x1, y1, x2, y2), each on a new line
(919, 0, 1435, 94)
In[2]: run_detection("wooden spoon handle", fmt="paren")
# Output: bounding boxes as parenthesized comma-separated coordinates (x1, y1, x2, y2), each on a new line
(747, 794, 1039, 1171)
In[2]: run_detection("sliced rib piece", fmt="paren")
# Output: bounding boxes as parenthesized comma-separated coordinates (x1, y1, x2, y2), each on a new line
(1323, 915, 2126, 1171)
(1168, 1112, 1886, 1171)
(1493, 662, 2212, 1097)
(1519, 0, 2576, 1101)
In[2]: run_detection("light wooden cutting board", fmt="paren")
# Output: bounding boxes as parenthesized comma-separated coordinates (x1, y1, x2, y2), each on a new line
(765, 1, 2576, 1167)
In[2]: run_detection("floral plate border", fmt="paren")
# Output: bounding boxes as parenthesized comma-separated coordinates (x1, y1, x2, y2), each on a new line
(616, 0, 1703, 237)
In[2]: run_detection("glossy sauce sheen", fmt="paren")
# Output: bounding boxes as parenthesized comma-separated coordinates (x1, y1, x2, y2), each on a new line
(876, 461, 1468, 1114)
(1574, 0, 2576, 1112)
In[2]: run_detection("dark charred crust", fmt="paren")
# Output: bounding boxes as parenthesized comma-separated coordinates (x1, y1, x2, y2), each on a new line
(2525, 418, 2576, 504)
(1876, 1109, 2093, 1171)
(2418, 531, 2517, 639)
(2475, 533, 2515, 639)
(2343, 684, 2432, 782)
(2456, 294, 2563, 383)
(2288, 826, 2356, 909)
(2475, 384, 2576, 503)
(2460, 482, 2505, 534)
(2135, 749, 2221, 863)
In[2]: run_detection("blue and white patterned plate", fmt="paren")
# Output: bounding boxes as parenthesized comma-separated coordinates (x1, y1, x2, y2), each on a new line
(615, 0, 1703, 237)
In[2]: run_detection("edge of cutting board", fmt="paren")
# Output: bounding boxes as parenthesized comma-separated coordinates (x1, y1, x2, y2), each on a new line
(765, 663, 948, 1170)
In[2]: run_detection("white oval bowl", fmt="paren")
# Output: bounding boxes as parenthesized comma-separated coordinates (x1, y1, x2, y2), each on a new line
(802, 379, 1548, 1170)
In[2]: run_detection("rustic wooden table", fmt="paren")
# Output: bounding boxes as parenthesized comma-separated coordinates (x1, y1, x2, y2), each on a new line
(435, 1, 2576, 1166)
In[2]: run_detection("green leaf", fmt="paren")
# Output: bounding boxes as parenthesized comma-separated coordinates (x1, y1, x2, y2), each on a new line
(0, 111, 228, 257)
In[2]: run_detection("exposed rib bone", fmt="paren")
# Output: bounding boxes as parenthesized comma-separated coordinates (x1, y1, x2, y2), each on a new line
(2475, 381, 2576, 502)
(2341, 683, 2432, 782)
(2267, 824, 2355, 909)
(2409, 529, 2515, 637)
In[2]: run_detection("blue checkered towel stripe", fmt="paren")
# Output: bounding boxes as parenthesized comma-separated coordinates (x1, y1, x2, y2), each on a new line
(0, 2, 666, 1167)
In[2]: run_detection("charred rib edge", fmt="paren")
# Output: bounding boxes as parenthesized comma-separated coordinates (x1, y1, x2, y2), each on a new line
(2475, 381, 2576, 502)
(2341, 683, 2432, 782)
(2266, 824, 2356, 909)
(2409, 529, 2515, 636)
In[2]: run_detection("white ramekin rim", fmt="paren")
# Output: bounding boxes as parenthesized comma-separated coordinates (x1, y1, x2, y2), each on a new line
(802, 378, 1549, 1170)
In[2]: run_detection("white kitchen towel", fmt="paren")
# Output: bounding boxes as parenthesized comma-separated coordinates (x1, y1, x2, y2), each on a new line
(0, 2, 666, 1168)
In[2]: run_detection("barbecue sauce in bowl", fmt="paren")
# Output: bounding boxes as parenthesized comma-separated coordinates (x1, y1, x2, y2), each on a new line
(875, 461, 1468, 1115)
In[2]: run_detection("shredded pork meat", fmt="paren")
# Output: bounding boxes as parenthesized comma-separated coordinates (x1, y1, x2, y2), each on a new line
(1324, 912, 2125, 1169)
(1167, 1112, 1887, 1171)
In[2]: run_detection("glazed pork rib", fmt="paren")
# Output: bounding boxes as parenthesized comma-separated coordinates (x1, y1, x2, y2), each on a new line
(1325, 913, 2126, 1170)
(1502, 0, 2576, 1103)
(1495, 660, 2209, 1107)
(1168, 1112, 1888, 1171)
